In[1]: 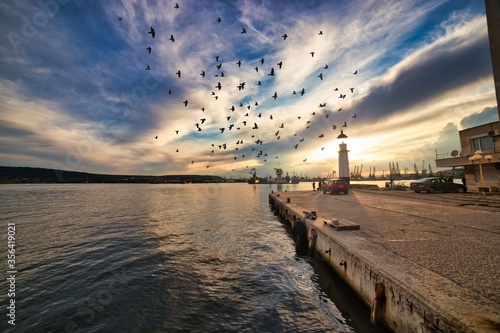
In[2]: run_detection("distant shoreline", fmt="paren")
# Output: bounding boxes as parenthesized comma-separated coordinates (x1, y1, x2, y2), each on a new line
(0, 166, 226, 184)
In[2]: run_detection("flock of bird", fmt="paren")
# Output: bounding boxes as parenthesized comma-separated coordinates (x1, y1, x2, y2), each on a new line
(143, 3, 359, 174)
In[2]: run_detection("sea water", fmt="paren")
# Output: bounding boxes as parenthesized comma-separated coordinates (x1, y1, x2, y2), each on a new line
(0, 183, 390, 332)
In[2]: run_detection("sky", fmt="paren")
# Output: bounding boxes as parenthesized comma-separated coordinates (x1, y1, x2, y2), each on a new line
(0, 0, 498, 179)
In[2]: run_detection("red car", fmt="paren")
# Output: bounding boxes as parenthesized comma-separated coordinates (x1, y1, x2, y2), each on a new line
(322, 179, 349, 195)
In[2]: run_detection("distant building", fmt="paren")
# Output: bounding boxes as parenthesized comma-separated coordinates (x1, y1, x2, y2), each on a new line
(435, 1, 500, 192)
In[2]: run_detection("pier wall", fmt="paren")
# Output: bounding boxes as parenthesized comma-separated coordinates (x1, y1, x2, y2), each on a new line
(268, 193, 494, 333)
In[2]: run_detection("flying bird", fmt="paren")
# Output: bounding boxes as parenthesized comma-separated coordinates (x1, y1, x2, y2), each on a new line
(268, 68, 275, 76)
(176, 70, 181, 78)
(300, 88, 305, 96)
(318, 31, 323, 35)
(175, 130, 179, 134)
(148, 27, 155, 38)
(216, 17, 221, 23)
(272, 92, 277, 99)
(353, 70, 358, 75)
(154, 136, 158, 139)
(145, 64, 151, 70)
(216, 63, 222, 70)
(183, 100, 188, 107)
(350, 88, 354, 93)
(146, 47, 152, 53)
(277, 61, 283, 69)
(241, 27, 246, 33)
(200, 71, 205, 77)
(318, 134, 324, 138)
(310, 52, 315, 57)
(169, 34, 175, 42)
(174, 3, 179, 8)
(260, 58, 265, 65)
(318, 73, 323, 80)
(319, 103, 326, 107)
(352, 114, 357, 118)
(324, 64, 329, 69)
(342, 121, 347, 127)
(236, 60, 241, 67)
(282, 34, 288, 40)
(215, 82, 222, 90)
(215, 56, 220, 61)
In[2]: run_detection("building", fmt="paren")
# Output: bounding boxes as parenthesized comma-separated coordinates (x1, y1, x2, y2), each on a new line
(436, 1, 500, 192)
(436, 122, 500, 191)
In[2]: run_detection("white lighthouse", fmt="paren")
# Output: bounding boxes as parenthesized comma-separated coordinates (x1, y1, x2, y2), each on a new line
(337, 130, 350, 183)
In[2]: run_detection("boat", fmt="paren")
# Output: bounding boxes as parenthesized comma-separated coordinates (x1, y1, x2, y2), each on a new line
(248, 169, 259, 184)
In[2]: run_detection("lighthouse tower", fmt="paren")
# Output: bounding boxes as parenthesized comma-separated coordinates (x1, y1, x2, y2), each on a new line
(337, 130, 350, 183)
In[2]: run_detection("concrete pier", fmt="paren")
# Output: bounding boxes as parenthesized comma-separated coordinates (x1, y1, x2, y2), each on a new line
(269, 189, 500, 333)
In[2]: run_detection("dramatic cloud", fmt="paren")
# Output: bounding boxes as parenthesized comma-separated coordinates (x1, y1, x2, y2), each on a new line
(0, 0, 497, 177)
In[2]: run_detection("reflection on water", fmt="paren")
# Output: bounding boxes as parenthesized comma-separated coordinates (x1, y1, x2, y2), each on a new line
(0, 183, 389, 332)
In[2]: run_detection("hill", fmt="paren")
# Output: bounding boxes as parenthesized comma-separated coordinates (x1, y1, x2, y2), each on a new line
(0, 166, 224, 184)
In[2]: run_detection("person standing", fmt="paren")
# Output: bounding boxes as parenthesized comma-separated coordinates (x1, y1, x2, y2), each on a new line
(312, 181, 315, 191)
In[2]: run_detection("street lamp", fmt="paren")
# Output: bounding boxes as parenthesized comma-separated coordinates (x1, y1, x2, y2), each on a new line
(468, 150, 493, 194)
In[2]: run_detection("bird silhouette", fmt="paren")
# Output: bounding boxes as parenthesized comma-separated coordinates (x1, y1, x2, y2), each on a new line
(324, 64, 329, 69)
(145, 64, 151, 70)
(169, 34, 175, 42)
(175, 130, 179, 134)
(260, 58, 265, 65)
(241, 27, 246, 33)
(174, 3, 179, 8)
(215, 82, 222, 90)
(216, 63, 222, 70)
(294, 144, 298, 149)
(219, 128, 225, 133)
(319, 103, 326, 107)
(236, 60, 241, 67)
(300, 88, 305, 96)
(146, 47, 152, 53)
(318, 73, 323, 80)
(352, 114, 357, 118)
(310, 52, 315, 57)
(154, 136, 158, 139)
(318, 31, 323, 35)
(200, 71, 205, 77)
(200, 118, 206, 124)
(215, 56, 220, 61)
(342, 121, 347, 127)
(282, 34, 288, 40)
(268, 68, 275, 76)
(353, 70, 358, 75)
(148, 27, 155, 38)
(216, 17, 221, 23)
(176, 70, 181, 78)
(253, 123, 258, 129)
(272, 92, 277, 99)
(183, 100, 188, 107)
(318, 134, 324, 138)
(277, 61, 283, 69)
(168, 89, 172, 94)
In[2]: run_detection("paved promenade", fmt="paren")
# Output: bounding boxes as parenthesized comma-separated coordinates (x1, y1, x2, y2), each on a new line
(272, 188, 500, 331)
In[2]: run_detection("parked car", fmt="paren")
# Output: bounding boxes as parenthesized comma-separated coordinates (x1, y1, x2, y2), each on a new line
(409, 177, 467, 193)
(322, 179, 349, 195)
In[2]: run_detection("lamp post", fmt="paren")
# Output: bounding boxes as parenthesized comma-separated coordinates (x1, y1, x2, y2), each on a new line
(468, 150, 493, 194)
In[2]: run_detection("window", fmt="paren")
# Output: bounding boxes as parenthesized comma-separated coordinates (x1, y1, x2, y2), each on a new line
(472, 136, 494, 153)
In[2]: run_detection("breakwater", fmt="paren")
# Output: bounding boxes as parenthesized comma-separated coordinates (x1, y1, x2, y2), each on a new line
(269, 190, 500, 333)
